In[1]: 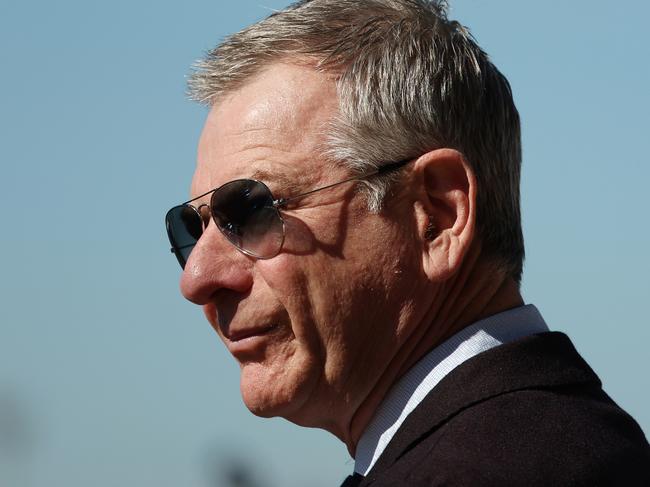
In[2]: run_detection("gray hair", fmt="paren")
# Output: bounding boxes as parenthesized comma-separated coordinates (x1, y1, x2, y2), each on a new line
(188, 0, 524, 282)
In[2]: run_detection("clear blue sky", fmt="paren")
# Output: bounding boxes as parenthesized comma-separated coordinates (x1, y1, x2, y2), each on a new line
(1, 1, 648, 486)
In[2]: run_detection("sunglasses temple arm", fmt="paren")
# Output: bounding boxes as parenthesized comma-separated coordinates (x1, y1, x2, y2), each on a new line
(273, 158, 412, 207)
(181, 188, 217, 206)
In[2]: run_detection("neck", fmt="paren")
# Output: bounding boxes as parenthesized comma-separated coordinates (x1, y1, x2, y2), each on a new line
(343, 245, 523, 456)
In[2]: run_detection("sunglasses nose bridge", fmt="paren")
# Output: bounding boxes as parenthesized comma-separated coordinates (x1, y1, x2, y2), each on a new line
(194, 203, 213, 231)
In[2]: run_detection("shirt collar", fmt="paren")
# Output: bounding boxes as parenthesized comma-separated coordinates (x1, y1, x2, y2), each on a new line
(354, 304, 549, 475)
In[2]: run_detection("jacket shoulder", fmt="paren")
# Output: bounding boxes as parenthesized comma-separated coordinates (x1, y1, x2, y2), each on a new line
(385, 387, 650, 486)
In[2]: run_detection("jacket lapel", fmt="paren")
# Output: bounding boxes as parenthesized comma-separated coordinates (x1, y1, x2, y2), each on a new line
(362, 332, 600, 484)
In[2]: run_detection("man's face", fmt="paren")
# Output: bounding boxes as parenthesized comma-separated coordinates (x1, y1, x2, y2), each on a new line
(180, 63, 421, 433)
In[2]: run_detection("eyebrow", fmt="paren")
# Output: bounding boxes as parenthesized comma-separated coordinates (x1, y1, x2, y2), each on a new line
(248, 166, 311, 198)
(184, 164, 316, 206)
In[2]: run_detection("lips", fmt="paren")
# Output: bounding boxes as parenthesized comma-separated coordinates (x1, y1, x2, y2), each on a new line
(222, 323, 283, 359)
(225, 324, 278, 342)
(201, 303, 284, 355)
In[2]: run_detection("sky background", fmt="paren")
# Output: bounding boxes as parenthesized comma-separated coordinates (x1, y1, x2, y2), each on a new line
(1, 1, 648, 486)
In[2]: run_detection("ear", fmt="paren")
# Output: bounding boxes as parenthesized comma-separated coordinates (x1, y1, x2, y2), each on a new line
(412, 148, 477, 281)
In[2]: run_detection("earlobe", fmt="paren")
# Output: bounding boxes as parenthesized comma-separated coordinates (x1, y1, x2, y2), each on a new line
(414, 149, 476, 281)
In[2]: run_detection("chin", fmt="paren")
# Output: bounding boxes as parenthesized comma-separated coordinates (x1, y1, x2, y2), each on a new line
(238, 358, 318, 422)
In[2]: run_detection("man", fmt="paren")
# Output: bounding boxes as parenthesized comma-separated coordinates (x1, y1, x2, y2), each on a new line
(165, 0, 650, 484)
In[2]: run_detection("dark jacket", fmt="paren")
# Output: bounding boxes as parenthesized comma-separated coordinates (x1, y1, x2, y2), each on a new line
(349, 332, 650, 486)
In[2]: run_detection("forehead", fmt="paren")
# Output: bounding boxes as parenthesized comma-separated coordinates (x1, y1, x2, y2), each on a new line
(192, 63, 339, 196)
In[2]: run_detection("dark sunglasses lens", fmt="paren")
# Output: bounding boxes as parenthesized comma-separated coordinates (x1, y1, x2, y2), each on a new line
(211, 180, 284, 258)
(165, 205, 203, 268)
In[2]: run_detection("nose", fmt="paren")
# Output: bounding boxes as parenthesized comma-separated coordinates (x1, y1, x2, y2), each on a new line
(180, 222, 254, 305)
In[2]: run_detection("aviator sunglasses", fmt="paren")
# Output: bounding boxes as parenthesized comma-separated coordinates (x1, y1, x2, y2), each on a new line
(165, 159, 412, 268)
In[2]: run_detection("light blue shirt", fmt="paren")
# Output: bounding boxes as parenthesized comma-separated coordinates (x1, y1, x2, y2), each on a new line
(354, 304, 549, 475)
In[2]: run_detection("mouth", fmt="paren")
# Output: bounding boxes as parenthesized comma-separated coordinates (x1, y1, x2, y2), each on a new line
(222, 323, 282, 359)
(225, 324, 278, 342)
(202, 304, 286, 356)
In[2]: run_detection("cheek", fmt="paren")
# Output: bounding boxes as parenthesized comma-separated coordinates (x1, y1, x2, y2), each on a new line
(256, 254, 346, 369)
(255, 255, 315, 331)
(252, 216, 412, 383)
(279, 215, 318, 256)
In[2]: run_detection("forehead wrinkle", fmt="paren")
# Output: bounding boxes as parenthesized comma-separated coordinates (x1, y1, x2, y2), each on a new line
(221, 121, 328, 158)
(202, 129, 326, 193)
(192, 143, 317, 203)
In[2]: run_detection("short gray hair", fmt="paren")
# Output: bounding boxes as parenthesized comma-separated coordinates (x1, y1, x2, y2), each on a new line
(188, 0, 525, 282)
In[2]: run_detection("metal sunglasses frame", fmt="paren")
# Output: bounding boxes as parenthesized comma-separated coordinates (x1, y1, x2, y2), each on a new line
(167, 158, 413, 262)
